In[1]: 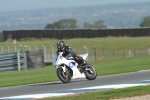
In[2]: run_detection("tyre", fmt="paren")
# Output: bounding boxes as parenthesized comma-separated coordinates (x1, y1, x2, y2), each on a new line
(84, 65, 97, 80)
(57, 67, 71, 83)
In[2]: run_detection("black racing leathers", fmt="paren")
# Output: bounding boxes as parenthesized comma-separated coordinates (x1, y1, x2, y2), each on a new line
(56, 46, 85, 65)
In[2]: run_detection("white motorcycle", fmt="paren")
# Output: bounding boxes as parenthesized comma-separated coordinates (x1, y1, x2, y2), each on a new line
(52, 52, 97, 83)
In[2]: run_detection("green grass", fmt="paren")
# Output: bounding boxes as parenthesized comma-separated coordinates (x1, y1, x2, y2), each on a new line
(38, 85, 150, 100)
(0, 56, 150, 87)
(94, 56, 150, 76)
(0, 66, 58, 87)
(0, 37, 150, 51)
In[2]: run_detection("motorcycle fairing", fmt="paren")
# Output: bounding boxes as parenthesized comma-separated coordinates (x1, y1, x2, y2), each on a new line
(53, 52, 86, 79)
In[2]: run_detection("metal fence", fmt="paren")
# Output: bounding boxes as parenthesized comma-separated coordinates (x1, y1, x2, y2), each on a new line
(0, 51, 27, 72)
(0, 44, 149, 63)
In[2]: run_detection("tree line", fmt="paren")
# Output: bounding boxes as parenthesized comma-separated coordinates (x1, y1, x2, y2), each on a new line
(45, 19, 107, 29)
(45, 16, 150, 29)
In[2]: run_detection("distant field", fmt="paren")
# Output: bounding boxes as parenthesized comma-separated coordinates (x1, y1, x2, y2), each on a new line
(0, 37, 150, 49)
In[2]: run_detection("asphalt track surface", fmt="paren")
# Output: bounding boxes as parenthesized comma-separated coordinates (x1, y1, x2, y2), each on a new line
(0, 70, 150, 98)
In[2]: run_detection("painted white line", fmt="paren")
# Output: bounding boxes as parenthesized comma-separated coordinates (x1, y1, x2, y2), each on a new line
(0, 93, 75, 99)
(0, 80, 150, 99)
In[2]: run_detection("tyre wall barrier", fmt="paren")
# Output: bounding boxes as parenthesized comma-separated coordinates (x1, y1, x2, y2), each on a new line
(26, 49, 45, 69)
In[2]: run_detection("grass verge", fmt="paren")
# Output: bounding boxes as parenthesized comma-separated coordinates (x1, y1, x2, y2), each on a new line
(37, 85, 150, 100)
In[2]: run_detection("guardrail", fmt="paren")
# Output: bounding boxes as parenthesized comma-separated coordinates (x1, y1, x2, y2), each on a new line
(0, 52, 27, 72)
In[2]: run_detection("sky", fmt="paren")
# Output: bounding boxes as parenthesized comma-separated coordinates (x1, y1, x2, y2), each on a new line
(0, 0, 150, 12)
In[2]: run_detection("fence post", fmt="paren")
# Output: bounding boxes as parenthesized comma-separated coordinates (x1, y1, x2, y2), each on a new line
(145, 47, 148, 56)
(83, 45, 88, 61)
(0, 45, 3, 54)
(34, 45, 38, 50)
(93, 47, 98, 61)
(7, 45, 10, 53)
(20, 44, 24, 51)
(42, 44, 46, 62)
(27, 45, 31, 50)
(124, 48, 126, 58)
(134, 46, 138, 56)
(113, 48, 116, 59)
(50, 45, 54, 61)
(103, 48, 106, 60)
(13, 45, 17, 52)
(17, 52, 20, 71)
(129, 50, 134, 57)
(83, 45, 88, 54)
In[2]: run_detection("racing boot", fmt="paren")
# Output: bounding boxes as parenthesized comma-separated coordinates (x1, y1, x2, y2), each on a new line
(80, 60, 87, 69)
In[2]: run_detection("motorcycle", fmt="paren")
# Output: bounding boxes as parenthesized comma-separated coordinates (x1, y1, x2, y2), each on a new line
(52, 52, 97, 83)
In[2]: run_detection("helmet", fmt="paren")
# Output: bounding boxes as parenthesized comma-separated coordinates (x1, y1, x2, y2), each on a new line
(56, 40, 65, 50)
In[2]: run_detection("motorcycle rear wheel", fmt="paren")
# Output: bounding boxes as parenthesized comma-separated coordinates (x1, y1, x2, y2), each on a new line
(57, 67, 71, 83)
(84, 65, 97, 80)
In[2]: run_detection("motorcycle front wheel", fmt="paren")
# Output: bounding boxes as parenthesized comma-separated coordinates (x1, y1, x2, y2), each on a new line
(84, 64, 97, 80)
(57, 67, 71, 83)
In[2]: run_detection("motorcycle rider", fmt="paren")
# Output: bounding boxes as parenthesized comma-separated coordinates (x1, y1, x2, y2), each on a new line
(56, 40, 86, 68)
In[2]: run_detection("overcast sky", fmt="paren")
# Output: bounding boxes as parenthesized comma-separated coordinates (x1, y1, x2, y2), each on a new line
(0, 0, 150, 12)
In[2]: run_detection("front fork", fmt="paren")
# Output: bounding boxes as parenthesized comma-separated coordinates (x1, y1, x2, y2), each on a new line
(62, 64, 67, 72)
